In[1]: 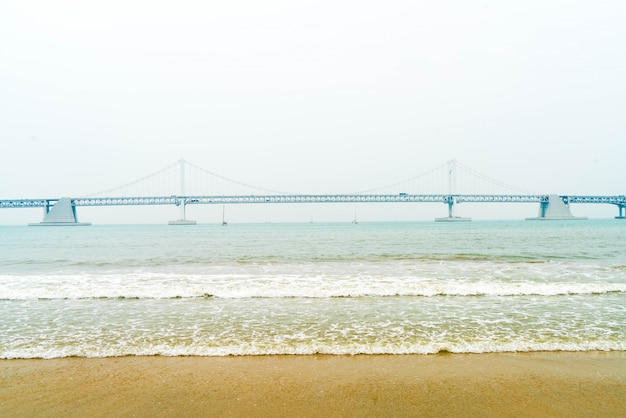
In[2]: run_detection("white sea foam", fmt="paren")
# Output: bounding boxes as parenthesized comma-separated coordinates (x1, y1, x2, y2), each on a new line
(2, 290, 624, 359)
(3, 339, 625, 359)
(1, 269, 625, 300)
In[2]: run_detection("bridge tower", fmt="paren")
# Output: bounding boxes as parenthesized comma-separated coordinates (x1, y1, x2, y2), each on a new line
(169, 159, 197, 225)
(435, 160, 471, 222)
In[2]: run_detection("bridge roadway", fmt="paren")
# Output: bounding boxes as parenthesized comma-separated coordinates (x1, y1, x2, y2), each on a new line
(2, 194, 625, 223)
(1, 194, 625, 208)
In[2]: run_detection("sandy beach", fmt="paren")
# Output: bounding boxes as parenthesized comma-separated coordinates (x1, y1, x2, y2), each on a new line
(1, 352, 624, 417)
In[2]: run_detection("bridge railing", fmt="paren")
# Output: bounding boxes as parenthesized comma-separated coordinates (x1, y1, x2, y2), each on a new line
(2, 194, 625, 209)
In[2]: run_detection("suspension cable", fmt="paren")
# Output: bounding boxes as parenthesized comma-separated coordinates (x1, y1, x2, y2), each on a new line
(183, 160, 293, 195)
(350, 161, 449, 194)
(454, 161, 536, 194)
(81, 160, 180, 197)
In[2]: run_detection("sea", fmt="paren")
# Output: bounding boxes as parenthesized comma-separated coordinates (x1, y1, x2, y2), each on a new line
(1, 220, 625, 359)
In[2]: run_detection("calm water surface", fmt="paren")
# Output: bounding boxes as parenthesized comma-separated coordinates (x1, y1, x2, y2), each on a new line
(1, 220, 625, 358)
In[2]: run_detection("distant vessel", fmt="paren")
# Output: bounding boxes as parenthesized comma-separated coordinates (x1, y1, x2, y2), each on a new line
(352, 211, 358, 224)
(222, 205, 228, 226)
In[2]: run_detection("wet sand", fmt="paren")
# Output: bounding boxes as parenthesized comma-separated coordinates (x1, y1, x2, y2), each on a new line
(1, 352, 625, 417)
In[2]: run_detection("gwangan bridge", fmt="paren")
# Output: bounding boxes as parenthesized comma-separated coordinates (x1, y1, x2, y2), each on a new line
(1, 159, 624, 225)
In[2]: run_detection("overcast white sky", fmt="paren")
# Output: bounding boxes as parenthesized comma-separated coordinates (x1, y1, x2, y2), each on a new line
(1, 0, 625, 223)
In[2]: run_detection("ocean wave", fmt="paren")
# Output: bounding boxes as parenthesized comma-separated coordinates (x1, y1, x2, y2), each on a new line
(3, 253, 604, 272)
(3, 341, 625, 359)
(1, 285, 625, 301)
(2, 261, 625, 300)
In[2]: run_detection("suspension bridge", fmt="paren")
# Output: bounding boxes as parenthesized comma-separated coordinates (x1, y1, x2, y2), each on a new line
(1, 159, 624, 225)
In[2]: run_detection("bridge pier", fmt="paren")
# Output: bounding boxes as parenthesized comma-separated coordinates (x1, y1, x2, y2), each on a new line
(28, 198, 91, 226)
(169, 198, 196, 225)
(526, 195, 586, 220)
(435, 196, 471, 222)
(616, 205, 625, 219)
(168, 161, 197, 225)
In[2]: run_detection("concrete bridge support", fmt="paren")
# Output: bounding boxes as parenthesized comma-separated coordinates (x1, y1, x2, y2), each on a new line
(435, 196, 471, 222)
(168, 198, 196, 225)
(168, 161, 197, 225)
(28, 198, 91, 226)
(616, 205, 625, 219)
(526, 195, 586, 220)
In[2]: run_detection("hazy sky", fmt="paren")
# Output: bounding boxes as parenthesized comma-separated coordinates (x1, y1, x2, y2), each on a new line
(1, 0, 625, 223)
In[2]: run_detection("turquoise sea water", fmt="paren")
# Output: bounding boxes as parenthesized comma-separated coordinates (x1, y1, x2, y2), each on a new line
(1, 220, 625, 358)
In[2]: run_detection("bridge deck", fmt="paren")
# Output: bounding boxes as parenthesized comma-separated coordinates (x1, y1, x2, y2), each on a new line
(1, 194, 625, 208)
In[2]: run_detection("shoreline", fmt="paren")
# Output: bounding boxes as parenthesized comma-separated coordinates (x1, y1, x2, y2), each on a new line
(1, 351, 625, 417)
